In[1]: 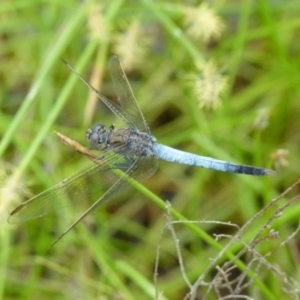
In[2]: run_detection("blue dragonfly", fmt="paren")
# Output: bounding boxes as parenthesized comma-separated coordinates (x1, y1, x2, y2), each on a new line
(9, 56, 275, 246)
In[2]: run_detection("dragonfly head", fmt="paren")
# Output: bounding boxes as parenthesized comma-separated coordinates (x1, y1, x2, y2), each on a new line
(86, 123, 109, 150)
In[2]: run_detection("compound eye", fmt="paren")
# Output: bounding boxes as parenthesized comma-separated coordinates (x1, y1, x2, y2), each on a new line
(93, 124, 106, 133)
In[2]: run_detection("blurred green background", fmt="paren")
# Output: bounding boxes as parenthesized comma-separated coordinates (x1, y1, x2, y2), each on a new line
(1, 0, 300, 299)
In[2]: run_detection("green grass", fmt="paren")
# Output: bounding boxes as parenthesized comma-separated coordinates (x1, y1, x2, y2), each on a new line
(1, 1, 300, 299)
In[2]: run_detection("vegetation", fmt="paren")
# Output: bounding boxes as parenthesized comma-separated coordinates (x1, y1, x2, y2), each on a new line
(0, 1, 300, 299)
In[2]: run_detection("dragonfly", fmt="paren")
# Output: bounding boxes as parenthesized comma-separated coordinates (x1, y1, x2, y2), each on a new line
(9, 56, 276, 247)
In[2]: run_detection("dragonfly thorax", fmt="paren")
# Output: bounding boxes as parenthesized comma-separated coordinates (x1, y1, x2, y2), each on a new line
(86, 123, 156, 158)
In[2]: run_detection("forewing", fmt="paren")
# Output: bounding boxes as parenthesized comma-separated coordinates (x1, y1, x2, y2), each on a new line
(8, 151, 132, 224)
(109, 56, 150, 132)
(61, 58, 149, 132)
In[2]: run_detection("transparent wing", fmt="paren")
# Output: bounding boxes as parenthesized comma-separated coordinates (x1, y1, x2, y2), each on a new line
(47, 154, 158, 247)
(61, 57, 149, 132)
(109, 56, 150, 132)
(8, 146, 158, 223)
(9, 152, 158, 247)
(8, 149, 133, 223)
